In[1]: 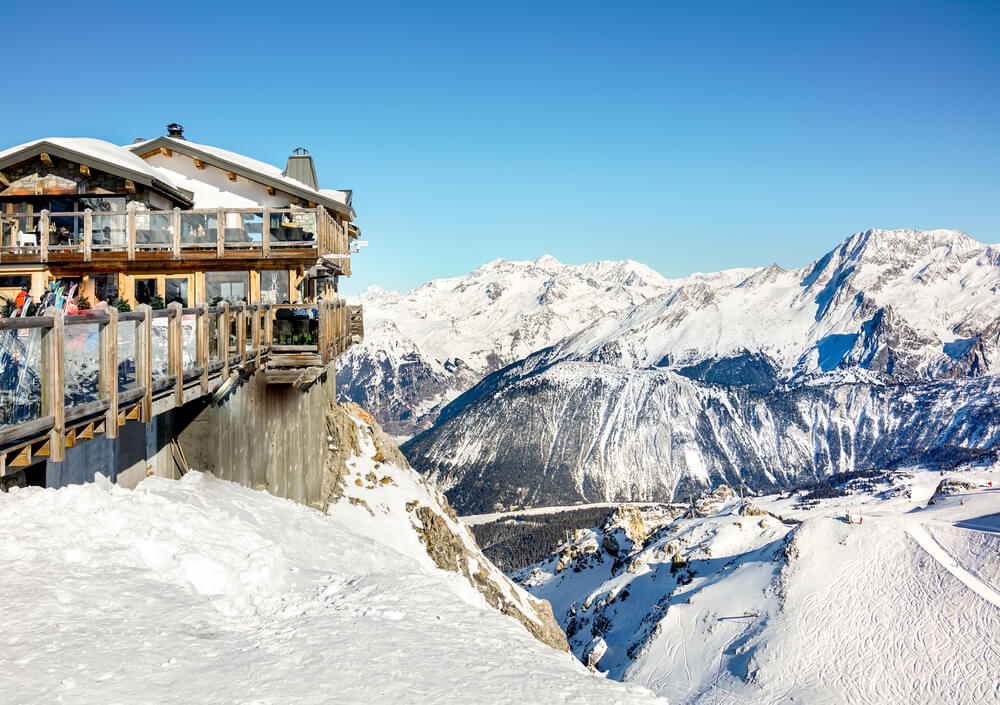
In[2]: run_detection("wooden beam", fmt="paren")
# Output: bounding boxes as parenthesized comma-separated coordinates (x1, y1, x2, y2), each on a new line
(79, 164, 91, 177)
(101, 307, 119, 439)
(0, 170, 9, 187)
(168, 302, 184, 406)
(226, 171, 237, 182)
(159, 147, 172, 157)
(197, 303, 209, 395)
(125, 179, 136, 194)
(40, 307, 65, 463)
(193, 158, 205, 170)
(78, 422, 95, 440)
(40, 152, 53, 167)
(266, 185, 276, 196)
(139, 149, 160, 159)
(135, 304, 153, 423)
(9, 446, 31, 467)
(64, 428, 77, 448)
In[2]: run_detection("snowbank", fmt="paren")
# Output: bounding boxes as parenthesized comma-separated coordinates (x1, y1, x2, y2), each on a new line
(0, 409, 660, 704)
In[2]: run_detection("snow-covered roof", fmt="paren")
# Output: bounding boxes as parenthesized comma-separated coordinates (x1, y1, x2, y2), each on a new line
(0, 137, 192, 205)
(320, 188, 352, 206)
(130, 136, 354, 217)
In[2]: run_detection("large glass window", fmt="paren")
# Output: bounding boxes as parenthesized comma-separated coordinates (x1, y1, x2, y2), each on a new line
(91, 274, 118, 304)
(135, 278, 158, 305)
(205, 271, 249, 304)
(260, 270, 289, 304)
(165, 278, 189, 306)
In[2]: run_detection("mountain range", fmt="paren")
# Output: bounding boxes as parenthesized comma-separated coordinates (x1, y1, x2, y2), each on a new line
(339, 229, 1000, 513)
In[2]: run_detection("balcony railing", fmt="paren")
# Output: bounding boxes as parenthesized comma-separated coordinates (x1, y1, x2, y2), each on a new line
(0, 299, 361, 470)
(0, 206, 351, 273)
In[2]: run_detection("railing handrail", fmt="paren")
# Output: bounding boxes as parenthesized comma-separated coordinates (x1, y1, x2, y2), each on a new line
(0, 297, 360, 457)
(0, 205, 350, 270)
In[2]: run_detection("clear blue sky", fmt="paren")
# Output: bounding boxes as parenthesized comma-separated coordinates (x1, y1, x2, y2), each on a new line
(6, 1, 998, 294)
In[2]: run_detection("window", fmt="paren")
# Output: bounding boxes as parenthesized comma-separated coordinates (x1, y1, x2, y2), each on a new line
(91, 274, 119, 303)
(260, 270, 289, 304)
(0, 276, 31, 289)
(205, 271, 249, 304)
(165, 278, 188, 306)
(135, 278, 158, 305)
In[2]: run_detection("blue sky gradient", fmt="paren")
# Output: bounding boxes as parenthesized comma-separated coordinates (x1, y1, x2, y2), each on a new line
(6, 1, 998, 294)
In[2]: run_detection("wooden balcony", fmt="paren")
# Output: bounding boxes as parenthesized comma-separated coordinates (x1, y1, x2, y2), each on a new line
(0, 206, 351, 275)
(0, 299, 362, 477)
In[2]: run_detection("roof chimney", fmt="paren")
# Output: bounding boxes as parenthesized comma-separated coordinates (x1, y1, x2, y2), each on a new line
(284, 147, 318, 190)
(167, 123, 185, 139)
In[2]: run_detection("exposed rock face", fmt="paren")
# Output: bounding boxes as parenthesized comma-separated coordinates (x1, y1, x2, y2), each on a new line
(927, 478, 979, 505)
(328, 402, 570, 652)
(601, 505, 646, 557)
(413, 504, 570, 652)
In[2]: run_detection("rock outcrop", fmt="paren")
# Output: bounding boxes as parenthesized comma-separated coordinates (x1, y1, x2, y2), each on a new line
(329, 402, 570, 652)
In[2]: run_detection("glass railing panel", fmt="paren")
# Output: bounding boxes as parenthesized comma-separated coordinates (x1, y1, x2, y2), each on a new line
(225, 211, 263, 246)
(0, 214, 43, 252)
(63, 321, 100, 407)
(182, 314, 197, 371)
(0, 326, 42, 427)
(117, 319, 137, 393)
(151, 317, 170, 380)
(137, 212, 172, 247)
(270, 209, 316, 245)
(207, 312, 222, 363)
(91, 212, 128, 249)
(181, 211, 219, 246)
(47, 213, 85, 251)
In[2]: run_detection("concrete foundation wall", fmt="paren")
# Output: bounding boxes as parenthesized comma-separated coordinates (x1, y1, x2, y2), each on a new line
(44, 369, 336, 509)
(163, 370, 336, 508)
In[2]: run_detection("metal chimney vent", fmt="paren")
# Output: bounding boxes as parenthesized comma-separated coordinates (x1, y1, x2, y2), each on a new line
(284, 148, 319, 190)
(167, 123, 185, 138)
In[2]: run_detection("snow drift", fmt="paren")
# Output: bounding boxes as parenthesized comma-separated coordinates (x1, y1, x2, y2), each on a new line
(0, 405, 660, 704)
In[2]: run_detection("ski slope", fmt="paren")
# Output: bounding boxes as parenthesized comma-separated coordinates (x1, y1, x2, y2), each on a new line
(516, 467, 1000, 704)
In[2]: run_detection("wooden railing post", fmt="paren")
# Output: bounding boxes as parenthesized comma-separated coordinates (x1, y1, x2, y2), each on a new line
(40, 307, 65, 462)
(251, 304, 261, 361)
(263, 304, 273, 355)
(167, 302, 183, 406)
(100, 307, 119, 440)
(216, 208, 225, 257)
(127, 207, 136, 260)
(135, 304, 152, 422)
(262, 208, 271, 258)
(40, 210, 49, 262)
(172, 207, 181, 259)
(236, 303, 247, 368)
(83, 209, 93, 262)
(318, 301, 328, 364)
(220, 302, 230, 379)
(196, 302, 209, 395)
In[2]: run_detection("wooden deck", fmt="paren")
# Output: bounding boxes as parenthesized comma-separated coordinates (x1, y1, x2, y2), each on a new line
(0, 299, 362, 478)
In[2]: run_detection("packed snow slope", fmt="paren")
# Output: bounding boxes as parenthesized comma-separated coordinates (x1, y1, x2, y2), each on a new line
(0, 407, 660, 705)
(404, 229, 1000, 512)
(514, 465, 1000, 704)
(337, 255, 752, 438)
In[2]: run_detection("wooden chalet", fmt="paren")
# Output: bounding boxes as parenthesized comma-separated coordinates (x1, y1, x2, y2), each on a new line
(0, 124, 358, 308)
